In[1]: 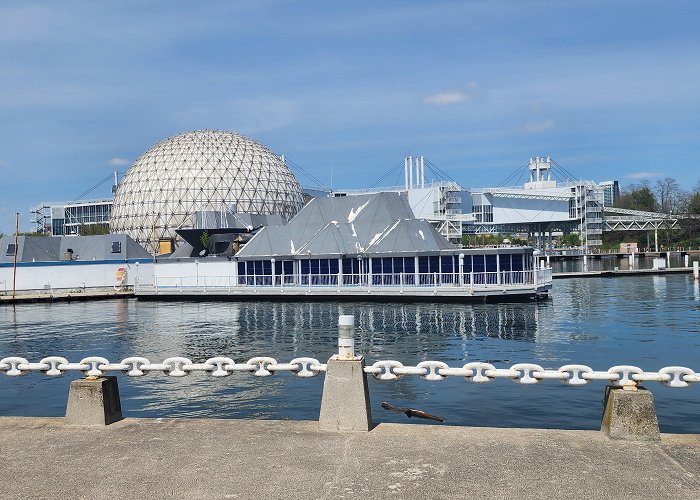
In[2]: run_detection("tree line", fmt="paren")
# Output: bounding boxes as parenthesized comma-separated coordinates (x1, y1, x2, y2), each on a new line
(605, 177, 700, 249)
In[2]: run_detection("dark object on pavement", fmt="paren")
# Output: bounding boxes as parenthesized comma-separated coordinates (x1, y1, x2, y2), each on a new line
(381, 402, 445, 422)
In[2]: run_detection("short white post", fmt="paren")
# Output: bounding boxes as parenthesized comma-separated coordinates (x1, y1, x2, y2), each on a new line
(628, 253, 634, 270)
(694, 261, 699, 282)
(583, 254, 588, 272)
(666, 252, 671, 269)
(684, 254, 689, 268)
(319, 315, 372, 431)
(337, 315, 355, 359)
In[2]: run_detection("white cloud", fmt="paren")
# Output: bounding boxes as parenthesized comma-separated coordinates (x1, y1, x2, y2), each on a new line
(522, 119, 554, 133)
(625, 172, 661, 179)
(109, 158, 129, 166)
(424, 91, 470, 106)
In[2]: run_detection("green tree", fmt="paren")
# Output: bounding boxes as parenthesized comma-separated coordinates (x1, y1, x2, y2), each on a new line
(79, 224, 110, 236)
(615, 182, 658, 212)
(560, 233, 581, 247)
(688, 191, 700, 215)
(200, 230, 210, 250)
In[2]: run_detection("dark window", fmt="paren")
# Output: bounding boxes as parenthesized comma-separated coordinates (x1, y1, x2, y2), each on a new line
(382, 258, 393, 274)
(329, 259, 339, 274)
(472, 255, 485, 272)
(6, 244, 16, 256)
(499, 254, 512, 272)
(372, 258, 382, 274)
(462, 255, 472, 273)
(237, 262, 245, 276)
(319, 259, 330, 274)
(486, 255, 498, 272)
(300, 260, 310, 274)
(429, 256, 440, 273)
(262, 260, 272, 275)
(253, 260, 263, 275)
(283, 261, 293, 275)
(342, 258, 353, 274)
(441, 256, 454, 272)
(512, 254, 524, 271)
(310, 259, 320, 274)
(418, 256, 429, 273)
(111, 241, 122, 253)
(393, 257, 404, 273)
(404, 257, 415, 273)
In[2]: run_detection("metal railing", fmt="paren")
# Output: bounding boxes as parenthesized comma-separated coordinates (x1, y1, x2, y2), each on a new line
(147, 269, 552, 292)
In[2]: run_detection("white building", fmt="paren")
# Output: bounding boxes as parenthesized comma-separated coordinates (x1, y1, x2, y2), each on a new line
(465, 157, 605, 251)
(31, 198, 114, 236)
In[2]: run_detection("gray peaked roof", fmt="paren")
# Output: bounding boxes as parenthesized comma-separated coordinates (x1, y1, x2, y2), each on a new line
(237, 192, 455, 259)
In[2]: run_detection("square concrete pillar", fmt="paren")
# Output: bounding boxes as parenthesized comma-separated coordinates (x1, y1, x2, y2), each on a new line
(65, 376, 123, 426)
(601, 385, 660, 441)
(319, 356, 372, 432)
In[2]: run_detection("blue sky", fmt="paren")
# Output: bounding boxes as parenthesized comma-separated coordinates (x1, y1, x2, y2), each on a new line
(1, 0, 699, 233)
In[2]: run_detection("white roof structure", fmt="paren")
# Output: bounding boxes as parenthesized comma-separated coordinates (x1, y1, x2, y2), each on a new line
(109, 130, 305, 248)
(238, 192, 455, 259)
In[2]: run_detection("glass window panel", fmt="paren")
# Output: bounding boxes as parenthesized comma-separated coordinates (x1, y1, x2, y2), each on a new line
(486, 255, 498, 272)
(418, 256, 429, 273)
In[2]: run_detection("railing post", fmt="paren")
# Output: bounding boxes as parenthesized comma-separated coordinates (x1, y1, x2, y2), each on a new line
(319, 315, 372, 432)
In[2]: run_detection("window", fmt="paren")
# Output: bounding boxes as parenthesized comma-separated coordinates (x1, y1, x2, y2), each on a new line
(6, 243, 16, 256)
(111, 241, 122, 253)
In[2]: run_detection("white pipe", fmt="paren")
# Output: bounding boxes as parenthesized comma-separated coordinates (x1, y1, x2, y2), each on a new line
(404, 157, 409, 191)
(408, 156, 413, 189)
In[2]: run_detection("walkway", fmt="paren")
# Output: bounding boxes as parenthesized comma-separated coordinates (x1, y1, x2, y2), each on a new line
(1, 417, 699, 499)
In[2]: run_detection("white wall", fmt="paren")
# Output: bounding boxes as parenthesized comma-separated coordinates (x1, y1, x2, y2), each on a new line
(0, 261, 153, 293)
(492, 197, 570, 224)
(153, 259, 235, 288)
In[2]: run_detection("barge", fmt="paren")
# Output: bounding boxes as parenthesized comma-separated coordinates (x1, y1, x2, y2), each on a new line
(136, 192, 552, 302)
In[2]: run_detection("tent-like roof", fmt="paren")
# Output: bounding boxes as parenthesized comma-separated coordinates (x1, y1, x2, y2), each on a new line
(237, 192, 454, 259)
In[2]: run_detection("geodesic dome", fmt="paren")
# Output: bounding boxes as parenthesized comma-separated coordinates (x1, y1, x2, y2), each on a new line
(109, 130, 305, 250)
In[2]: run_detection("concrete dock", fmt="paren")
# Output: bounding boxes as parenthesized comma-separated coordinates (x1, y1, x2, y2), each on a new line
(1, 417, 699, 499)
(0, 289, 133, 304)
(552, 267, 694, 279)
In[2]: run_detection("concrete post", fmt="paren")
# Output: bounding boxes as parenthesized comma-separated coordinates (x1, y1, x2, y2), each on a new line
(319, 315, 372, 432)
(65, 376, 122, 426)
(694, 261, 699, 282)
(600, 386, 660, 441)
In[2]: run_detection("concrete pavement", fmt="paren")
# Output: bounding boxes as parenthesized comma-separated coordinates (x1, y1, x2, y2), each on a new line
(1, 417, 699, 499)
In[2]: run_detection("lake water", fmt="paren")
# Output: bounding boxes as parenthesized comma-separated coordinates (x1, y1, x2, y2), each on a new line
(1, 273, 699, 432)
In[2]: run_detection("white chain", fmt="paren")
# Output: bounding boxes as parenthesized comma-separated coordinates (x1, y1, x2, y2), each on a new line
(1, 356, 698, 387)
(0, 356, 327, 378)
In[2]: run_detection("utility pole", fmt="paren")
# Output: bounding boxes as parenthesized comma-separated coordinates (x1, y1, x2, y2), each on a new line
(12, 212, 19, 299)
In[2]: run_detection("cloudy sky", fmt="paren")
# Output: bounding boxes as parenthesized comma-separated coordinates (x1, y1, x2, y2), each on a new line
(1, 0, 699, 233)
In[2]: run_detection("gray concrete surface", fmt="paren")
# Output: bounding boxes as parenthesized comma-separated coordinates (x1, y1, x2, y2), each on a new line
(319, 357, 372, 431)
(601, 385, 660, 441)
(65, 376, 123, 426)
(1, 417, 699, 499)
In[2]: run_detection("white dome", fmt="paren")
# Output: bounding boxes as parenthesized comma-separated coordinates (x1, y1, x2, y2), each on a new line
(110, 130, 305, 248)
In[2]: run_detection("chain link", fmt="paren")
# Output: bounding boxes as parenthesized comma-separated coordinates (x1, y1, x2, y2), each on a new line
(0, 355, 697, 387)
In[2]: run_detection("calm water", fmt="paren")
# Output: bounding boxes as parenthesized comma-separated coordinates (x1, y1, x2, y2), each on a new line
(1, 273, 699, 432)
